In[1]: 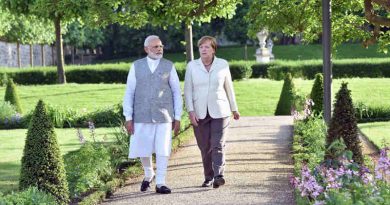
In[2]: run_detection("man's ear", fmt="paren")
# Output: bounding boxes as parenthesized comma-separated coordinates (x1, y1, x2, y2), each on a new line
(144, 47, 148, 54)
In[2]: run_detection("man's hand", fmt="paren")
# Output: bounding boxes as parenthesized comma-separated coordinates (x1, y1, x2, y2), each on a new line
(189, 111, 199, 127)
(125, 120, 134, 134)
(172, 120, 180, 136)
(233, 111, 240, 120)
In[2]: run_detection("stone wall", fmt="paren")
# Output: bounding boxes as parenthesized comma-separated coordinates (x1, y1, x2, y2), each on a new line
(0, 41, 56, 68)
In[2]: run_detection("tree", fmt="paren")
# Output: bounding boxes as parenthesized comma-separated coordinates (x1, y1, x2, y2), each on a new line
(1, 0, 125, 82)
(0, 7, 11, 37)
(19, 100, 69, 204)
(310, 73, 324, 115)
(246, 0, 369, 48)
(364, 0, 390, 52)
(326, 83, 363, 164)
(275, 73, 296, 115)
(63, 21, 104, 64)
(144, 0, 241, 62)
(4, 78, 22, 114)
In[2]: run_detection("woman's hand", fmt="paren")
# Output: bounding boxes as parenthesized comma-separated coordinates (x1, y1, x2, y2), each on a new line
(189, 111, 199, 127)
(233, 111, 240, 120)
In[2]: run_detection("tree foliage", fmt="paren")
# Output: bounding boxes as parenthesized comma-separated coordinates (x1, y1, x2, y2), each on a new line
(326, 83, 363, 164)
(246, 0, 374, 50)
(19, 100, 69, 204)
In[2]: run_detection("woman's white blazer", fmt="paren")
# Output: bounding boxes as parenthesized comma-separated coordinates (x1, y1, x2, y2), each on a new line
(184, 57, 238, 119)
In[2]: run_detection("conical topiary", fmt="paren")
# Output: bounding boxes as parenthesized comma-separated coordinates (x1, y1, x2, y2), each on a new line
(275, 73, 296, 115)
(326, 82, 363, 164)
(310, 73, 324, 115)
(19, 100, 69, 204)
(4, 78, 23, 114)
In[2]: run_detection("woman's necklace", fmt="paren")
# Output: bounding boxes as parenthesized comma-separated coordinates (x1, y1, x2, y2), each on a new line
(202, 58, 213, 67)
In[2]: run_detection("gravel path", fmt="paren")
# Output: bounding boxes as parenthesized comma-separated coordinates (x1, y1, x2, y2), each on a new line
(102, 116, 295, 205)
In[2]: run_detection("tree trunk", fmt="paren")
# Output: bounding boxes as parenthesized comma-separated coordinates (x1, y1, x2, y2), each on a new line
(41, 45, 45, 66)
(54, 17, 66, 84)
(71, 46, 75, 64)
(51, 45, 55, 65)
(184, 23, 194, 62)
(17, 42, 21, 68)
(30, 44, 34, 67)
(81, 51, 84, 64)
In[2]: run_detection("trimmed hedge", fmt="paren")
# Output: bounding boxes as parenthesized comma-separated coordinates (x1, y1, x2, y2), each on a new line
(267, 58, 390, 80)
(1, 59, 390, 85)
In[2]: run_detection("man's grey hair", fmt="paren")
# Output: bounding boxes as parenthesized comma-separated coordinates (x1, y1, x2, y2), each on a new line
(144, 35, 160, 47)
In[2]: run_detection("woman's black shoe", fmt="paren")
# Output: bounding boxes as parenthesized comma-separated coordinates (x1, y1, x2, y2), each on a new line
(155, 185, 171, 194)
(213, 175, 225, 188)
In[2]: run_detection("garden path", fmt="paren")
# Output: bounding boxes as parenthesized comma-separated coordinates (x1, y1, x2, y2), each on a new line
(102, 116, 295, 205)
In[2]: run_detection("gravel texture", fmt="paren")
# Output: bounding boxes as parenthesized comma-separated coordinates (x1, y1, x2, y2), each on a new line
(102, 116, 295, 205)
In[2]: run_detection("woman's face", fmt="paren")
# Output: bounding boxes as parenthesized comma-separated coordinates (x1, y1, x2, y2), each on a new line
(199, 40, 215, 59)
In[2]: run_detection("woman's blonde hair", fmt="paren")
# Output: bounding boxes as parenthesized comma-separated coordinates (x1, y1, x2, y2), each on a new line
(197, 36, 217, 51)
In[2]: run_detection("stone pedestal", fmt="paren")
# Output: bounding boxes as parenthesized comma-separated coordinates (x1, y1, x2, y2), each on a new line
(256, 47, 270, 63)
(255, 29, 271, 63)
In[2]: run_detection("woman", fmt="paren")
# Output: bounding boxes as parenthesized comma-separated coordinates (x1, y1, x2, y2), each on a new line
(184, 36, 240, 188)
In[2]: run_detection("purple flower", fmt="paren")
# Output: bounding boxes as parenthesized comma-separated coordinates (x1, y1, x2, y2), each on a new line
(375, 147, 390, 180)
(77, 128, 86, 144)
(295, 165, 324, 199)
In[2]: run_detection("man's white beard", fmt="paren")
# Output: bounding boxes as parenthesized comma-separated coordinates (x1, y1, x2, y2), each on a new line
(149, 53, 163, 59)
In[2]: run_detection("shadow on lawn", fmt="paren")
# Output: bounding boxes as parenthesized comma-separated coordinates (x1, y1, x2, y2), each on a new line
(0, 161, 20, 194)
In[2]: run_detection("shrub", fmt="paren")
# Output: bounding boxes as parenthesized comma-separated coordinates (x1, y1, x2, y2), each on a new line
(310, 73, 324, 115)
(4, 78, 23, 114)
(19, 100, 70, 204)
(0, 186, 57, 205)
(251, 63, 269, 78)
(326, 83, 363, 164)
(275, 73, 296, 115)
(0, 101, 18, 121)
(64, 143, 112, 198)
(292, 116, 327, 173)
(354, 103, 390, 122)
(229, 61, 252, 80)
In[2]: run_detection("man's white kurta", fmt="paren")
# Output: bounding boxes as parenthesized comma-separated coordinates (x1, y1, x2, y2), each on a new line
(123, 57, 182, 158)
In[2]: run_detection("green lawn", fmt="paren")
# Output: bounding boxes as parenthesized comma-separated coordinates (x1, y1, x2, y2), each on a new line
(1, 78, 390, 193)
(358, 121, 390, 149)
(0, 127, 118, 193)
(0, 78, 389, 115)
(105, 43, 390, 63)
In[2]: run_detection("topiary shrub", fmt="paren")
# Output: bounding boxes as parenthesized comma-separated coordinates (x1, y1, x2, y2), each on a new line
(326, 82, 363, 164)
(19, 100, 70, 204)
(275, 73, 296, 115)
(310, 73, 324, 115)
(4, 78, 23, 114)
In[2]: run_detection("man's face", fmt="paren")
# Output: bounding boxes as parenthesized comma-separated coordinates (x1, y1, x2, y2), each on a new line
(145, 39, 164, 59)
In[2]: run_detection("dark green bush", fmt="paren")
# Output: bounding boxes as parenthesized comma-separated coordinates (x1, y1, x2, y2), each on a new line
(275, 73, 296, 115)
(4, 78, 23, 114)
(354, 103, 390, 122)
(229, 61, 252, 80)
(310, 73, 324, 115)
(326, 83, 363, 164)
(64, 143, 112, 198)
(0, 186, 57, 205)
(292, 116, 326, 174)
(251, 63, 269, 78)
(267, 59, 390, 80)
(19, 100, 70, 204)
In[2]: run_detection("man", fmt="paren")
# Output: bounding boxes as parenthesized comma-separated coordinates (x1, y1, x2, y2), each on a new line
(123, 35, 182, 194)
